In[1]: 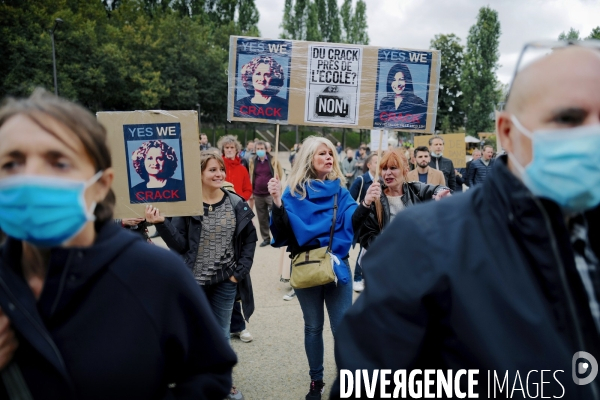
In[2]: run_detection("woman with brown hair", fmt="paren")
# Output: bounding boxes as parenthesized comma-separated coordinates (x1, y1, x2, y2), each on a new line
(352, 148, 451, 250)
(147, 151, 257, 400)
(0, 90, 236, 399)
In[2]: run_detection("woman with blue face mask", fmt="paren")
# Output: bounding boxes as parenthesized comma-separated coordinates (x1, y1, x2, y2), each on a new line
(0, 90, 236, 399)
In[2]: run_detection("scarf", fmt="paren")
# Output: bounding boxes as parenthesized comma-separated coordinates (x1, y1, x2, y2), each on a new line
(272, 179, 357, 260)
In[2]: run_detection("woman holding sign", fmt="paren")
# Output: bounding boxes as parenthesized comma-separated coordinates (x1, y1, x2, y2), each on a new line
(0, 90, 236, 399)
(147, 151, 257, 400)
(268, 136, 357, 400)
(352, 149, 450, 251)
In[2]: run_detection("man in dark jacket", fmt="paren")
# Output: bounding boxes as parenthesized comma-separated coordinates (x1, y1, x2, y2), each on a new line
(456, 148, 481, 188)
(332, 44, 600, 399)
(428, 135, 456, 191)
(468, 145, 495, 186)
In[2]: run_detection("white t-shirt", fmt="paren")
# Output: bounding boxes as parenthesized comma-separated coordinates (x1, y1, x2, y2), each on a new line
(387, 195, 405, 220)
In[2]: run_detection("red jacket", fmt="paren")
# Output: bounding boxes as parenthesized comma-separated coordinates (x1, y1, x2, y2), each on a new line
(223, 156, 252, 200)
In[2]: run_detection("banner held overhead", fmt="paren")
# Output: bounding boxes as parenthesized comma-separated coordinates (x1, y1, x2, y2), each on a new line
(227, 36, 441, 133)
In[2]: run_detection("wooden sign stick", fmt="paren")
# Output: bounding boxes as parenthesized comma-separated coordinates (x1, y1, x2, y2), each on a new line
(274, 124, 280, 179)
(374, 130, 384, 181)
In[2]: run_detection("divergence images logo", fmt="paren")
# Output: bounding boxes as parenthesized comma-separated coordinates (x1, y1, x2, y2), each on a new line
(573, 351, 598, 385)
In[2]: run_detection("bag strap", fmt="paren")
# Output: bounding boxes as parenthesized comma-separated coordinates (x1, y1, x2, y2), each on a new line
(356, 176, 364, 204)
(327, 194, 338, 253)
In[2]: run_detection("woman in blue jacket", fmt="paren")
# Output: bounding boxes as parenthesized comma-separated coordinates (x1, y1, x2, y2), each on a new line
(268, 136, 357, 400)
(0, 90, 236, 399)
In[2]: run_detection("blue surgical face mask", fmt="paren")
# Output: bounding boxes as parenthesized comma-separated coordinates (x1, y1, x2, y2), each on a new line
(510, 116, 600, 213)
(0, 171, 103, 247)
(256, 150, 266, 158)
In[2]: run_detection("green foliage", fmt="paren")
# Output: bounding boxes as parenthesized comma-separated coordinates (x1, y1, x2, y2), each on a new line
(430, 33, 464, 133)
(281, 0, 366, 44)
(305, 1, 321, 41)
(0, 0, 259, 126)
(340, 0, 369, 44)
(558, 27, 580, 41)
(483, 134, 497, 151)
(326, 0, 341, 42)
(461, 6, 501, 136)
(586, 26, 600, 40)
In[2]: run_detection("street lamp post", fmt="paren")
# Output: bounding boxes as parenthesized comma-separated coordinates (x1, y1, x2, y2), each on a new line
(50, 18, 63, 96)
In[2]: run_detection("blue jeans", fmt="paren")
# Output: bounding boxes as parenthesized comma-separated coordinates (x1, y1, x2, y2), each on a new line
(202, 279, 238, 341)
(354, 247, 363, 282)
(295, 259, 353, 381)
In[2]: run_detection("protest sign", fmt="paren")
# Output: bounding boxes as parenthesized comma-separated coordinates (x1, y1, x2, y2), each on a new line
(230, 37, 292, 123)
(227, 36, 441, 132)
(305, 44, 362, 125)
(369, 129, 388, 151)
(414, 133, 466, 168)
(97, 110, 203, 218)
(373, 49, 434, 130)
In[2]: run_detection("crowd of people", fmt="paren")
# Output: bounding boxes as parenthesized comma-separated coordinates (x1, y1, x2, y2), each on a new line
(0, 40, 599, 400)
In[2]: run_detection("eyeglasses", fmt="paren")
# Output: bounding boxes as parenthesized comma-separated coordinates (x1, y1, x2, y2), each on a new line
(506, 39, 600, 101)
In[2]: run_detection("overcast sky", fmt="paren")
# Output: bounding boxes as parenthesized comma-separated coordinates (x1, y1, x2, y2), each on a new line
(255, 0, 600, 84)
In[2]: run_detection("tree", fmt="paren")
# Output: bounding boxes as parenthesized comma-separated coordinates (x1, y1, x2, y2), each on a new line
(325, 0, 341, 42)
(430, 33, 464, 133)
(558, 27, 580, 40)
(305, 1, 321, 41)
(587, 26, 600, 40)
(237, 0, 260, 35)
(461, 6, 501, 136)
(351, 0, 369, 45)
(339, 0, 368, 44)
(280, 0, 296, 39)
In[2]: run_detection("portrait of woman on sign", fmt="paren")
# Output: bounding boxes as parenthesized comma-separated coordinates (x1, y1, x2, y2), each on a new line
(129, 139, 186, 203)
(234, 55, 289, 121)
(375, 63, 428, 128)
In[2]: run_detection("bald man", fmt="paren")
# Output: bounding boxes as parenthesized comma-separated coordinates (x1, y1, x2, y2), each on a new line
(332, 45, 600, 399)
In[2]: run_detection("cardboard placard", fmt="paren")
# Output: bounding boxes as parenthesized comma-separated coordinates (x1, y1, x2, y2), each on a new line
(414, 133, 466, 168)
(97, 110, 203, 219)
(227, 36, 441, 133)
(369, 129, 388, 151)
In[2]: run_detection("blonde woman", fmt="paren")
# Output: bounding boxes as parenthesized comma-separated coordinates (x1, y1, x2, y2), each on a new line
(267, 136, 358, 400)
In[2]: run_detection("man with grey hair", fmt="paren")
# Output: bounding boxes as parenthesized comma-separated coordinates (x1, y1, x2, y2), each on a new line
(333, 43, 600, 398)
(428, 135, 456, 191)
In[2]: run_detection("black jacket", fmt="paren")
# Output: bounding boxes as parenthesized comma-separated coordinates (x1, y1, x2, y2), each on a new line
(156, 189, 257, 321)
(0, 222, 236, 400)
(352, 181, 445, 249)
(332, 156, 600, 399)
(429, 154, 456, 192)
(468, 157, 495, 186)
(349, 172, 373, 203)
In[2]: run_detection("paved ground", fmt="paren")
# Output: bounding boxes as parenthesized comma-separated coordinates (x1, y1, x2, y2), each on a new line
(153, 151, 361, 399)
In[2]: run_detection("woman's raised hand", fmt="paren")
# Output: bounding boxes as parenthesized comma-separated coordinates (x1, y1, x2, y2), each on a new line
(268, 177, 282, 207)
(364, 182, 381, 206)
(145, 205, 165, 224)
